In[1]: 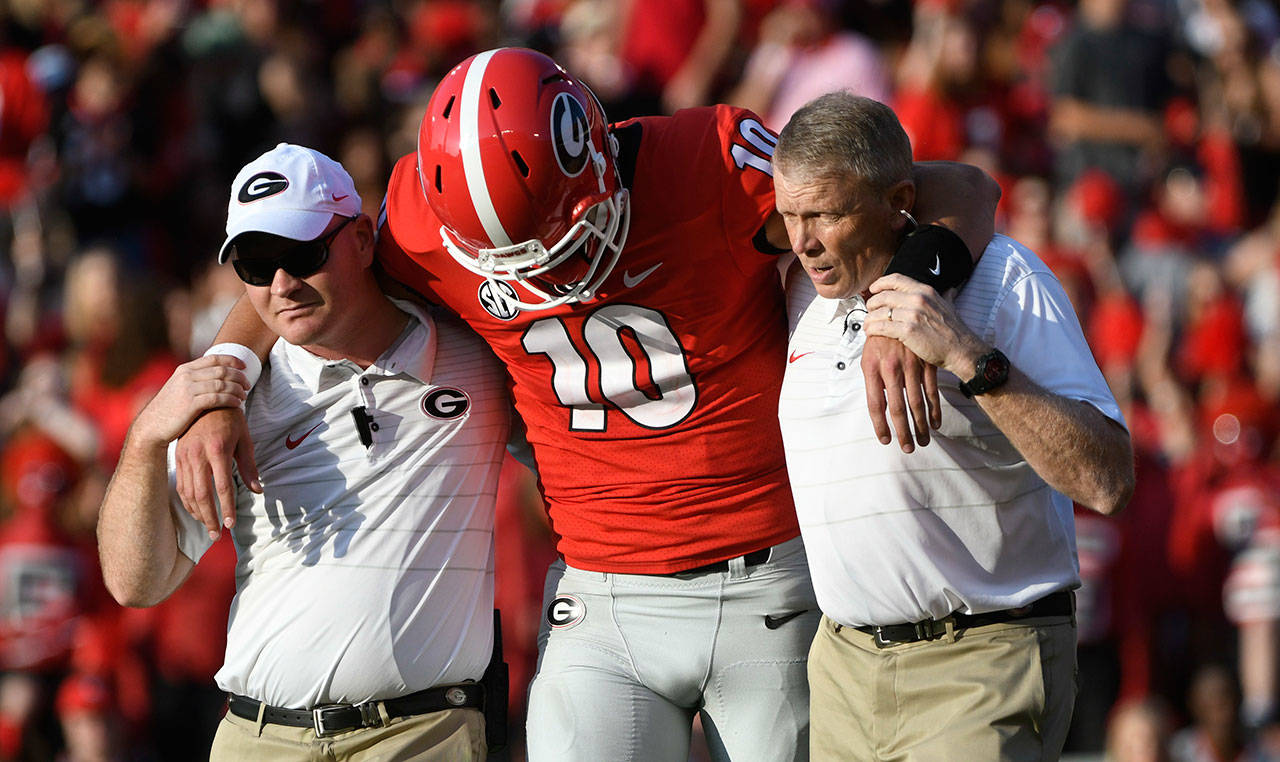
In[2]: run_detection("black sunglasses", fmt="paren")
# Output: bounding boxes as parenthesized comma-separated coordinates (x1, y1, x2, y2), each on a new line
(231, 215, 358, 286)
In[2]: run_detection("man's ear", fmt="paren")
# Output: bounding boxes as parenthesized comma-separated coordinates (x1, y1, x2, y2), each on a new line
(354, 214, 376, 268)
(888, 180, 916, 233)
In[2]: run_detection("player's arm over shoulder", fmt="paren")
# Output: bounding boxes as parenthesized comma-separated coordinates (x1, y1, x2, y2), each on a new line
(376, 154, 449, 301)
(910, 161, 1001, 261)
(700, 105, 787, 255)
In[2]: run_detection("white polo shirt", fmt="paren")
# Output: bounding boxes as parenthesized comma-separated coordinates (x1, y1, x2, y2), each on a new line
(170, 300, 510, 708)
(779, 234, 1124, 628)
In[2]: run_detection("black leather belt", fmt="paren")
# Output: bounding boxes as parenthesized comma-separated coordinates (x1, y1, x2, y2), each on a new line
(661, 547, 772, 577)
(854, 590, 1074, 649)
(227, 683, 484, 737)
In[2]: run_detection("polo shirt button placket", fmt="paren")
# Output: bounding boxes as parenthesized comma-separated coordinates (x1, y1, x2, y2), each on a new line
(358, 375, 378, 458)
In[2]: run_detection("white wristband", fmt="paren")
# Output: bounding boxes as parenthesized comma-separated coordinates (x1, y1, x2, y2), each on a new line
(204, 342, 263, 389)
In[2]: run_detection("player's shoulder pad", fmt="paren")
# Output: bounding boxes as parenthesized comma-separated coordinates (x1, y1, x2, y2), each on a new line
(639, 107, 734, 174)
(383, 153, 445, 256)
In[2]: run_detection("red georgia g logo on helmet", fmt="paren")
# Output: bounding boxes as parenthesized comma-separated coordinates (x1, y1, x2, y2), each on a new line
(550, 92, 591, 178)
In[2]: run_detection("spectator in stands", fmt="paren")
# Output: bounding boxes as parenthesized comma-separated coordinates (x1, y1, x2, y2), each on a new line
(894, 0, 982, 161)
(616, 0, 744, 116)
(55, 672, 120, 762)
(1107, 697, 1174, 762)
(728, 0, 892, 132)
(1169, 664, 1257, 761)
(63, 251, 179, 471)
(1050, 0, 1173, 215)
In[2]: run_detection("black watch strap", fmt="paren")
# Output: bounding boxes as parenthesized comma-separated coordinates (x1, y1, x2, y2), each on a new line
(959, 348, 1010, 398)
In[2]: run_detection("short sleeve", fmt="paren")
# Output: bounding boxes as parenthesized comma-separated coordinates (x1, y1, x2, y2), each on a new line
(993, 268, 1126, 429)
(709, 106, 780, 255)
(377, 154, 448, 301)
(166, 441, 216, 563)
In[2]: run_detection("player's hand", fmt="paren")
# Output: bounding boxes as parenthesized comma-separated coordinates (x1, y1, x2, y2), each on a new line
(175, 403, 261, 541)
(131, 356, 250, 447)
(861, 334, 939, 453)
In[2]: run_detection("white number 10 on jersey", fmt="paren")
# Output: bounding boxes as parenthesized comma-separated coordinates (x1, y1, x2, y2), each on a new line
(521, 305, 697, 431)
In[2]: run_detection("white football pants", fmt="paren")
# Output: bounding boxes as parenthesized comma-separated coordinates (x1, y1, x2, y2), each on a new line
(525, 536, 819, 761)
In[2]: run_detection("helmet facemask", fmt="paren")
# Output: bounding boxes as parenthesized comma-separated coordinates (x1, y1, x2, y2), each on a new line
(439, 133, 631, 311)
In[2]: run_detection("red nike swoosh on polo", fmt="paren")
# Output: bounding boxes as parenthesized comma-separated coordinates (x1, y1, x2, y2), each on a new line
(332, 193, 349, 202)
(788, 350, 814, 363)
(285, 422, 323, 450)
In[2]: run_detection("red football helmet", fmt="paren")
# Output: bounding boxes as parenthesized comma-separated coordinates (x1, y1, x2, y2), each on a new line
(417, 47, 630, 310)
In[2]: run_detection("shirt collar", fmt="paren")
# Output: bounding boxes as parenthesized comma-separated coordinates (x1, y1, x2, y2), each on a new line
(282, 298, 435, 394)
(817, 293, 866, 325)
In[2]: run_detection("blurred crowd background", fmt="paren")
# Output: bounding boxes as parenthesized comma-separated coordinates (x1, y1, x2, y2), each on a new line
(0, 0, 1276, 760)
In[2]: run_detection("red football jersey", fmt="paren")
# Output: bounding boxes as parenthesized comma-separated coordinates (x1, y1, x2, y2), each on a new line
(381, 105, 798, 573)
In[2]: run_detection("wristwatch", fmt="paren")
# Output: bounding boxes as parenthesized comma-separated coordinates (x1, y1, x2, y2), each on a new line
(959, 348, 1010, 398)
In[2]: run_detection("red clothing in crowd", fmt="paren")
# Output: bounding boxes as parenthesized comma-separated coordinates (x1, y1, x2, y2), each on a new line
(0, 49, 48, 206)
(1178, 297, 1248, 383)
(1169, 458, 1280, 626)
(0, 432, 96, 674)
(71, 351, 179, 470)
(621, 0, 708, 93)
(0, 507, 97, 673)
(143, 535, 236, 684)
(1075, 449, 1177, 700)
(895, 86, 966, 161)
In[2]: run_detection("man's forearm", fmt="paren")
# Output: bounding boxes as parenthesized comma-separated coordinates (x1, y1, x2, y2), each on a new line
(213, 293, 279, 360)
(98, 434, 194, 607)
(910, 161, 1000, 260)
(975, 368, 1134, 515)
(1051, 99, 1163, 147)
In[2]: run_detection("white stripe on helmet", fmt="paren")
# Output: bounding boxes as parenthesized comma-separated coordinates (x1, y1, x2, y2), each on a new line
(459, 49, 514, 248)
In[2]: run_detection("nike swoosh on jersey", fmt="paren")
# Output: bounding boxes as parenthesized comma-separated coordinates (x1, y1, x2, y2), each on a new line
(788, 350, 814, 363)
(764, 610, 809, 629)
(928, 254, 941, 276)
(332, 193, 349, 202)
(285, 422, 323, 450)
(622, 263, 662, 288)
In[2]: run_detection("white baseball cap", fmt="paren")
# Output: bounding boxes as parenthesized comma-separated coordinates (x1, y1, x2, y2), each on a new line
(218, 143, 362, 264)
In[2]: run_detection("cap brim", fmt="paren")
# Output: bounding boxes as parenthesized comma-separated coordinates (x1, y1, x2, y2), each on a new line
(218, 208, 336, 263)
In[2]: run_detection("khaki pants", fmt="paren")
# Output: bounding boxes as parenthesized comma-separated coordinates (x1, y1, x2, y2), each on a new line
(209, 704, 485, 762)
(809, 614, 1076, 762)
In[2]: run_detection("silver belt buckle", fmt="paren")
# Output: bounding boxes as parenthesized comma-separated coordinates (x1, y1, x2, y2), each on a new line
(312, 705, 346, 737)
(914, 621, 943, 642)
(871, 627, 895, 649)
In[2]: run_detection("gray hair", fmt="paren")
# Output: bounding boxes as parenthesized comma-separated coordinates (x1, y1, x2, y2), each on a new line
(773, 92, 913, 192)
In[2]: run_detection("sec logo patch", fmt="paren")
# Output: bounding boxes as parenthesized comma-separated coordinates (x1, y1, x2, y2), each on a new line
(547, 595, 585, 629)
(421, 388, 470, 419)
(478, 279, 520, 321)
